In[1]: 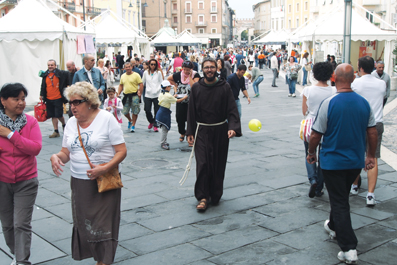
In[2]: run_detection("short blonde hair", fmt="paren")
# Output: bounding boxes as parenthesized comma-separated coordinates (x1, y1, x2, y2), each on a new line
(97, 58, 104, 65)
(64, 82, 101, 109)
(190, 55, 196, 62)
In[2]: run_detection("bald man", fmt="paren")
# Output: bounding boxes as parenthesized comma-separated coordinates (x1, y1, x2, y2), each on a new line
(66, 60, 79, 86)
(307, 64, 378, 264)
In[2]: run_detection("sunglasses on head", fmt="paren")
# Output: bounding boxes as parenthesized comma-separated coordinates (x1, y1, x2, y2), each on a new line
(69, 99, 87, 106)
(182, 61, 193, 68)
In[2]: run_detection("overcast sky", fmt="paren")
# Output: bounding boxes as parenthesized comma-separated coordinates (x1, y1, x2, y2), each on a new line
(228, 0, 257, 19)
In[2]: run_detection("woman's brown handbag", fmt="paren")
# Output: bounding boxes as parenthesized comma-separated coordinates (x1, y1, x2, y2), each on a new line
(77, 123, 123, 193)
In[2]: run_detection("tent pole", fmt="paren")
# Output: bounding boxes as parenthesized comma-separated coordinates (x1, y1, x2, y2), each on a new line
(342, 0, 352, 64)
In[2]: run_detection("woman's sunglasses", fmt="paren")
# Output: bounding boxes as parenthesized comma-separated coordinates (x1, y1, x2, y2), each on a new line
(69, 99, 87, 106)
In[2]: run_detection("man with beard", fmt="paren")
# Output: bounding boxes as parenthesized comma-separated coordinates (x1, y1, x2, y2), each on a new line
(186, 57, 242, 211)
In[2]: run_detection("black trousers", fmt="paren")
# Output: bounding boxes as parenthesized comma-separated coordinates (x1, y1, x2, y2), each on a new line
(176, 102, 188, 135)
(323, 168, 361, 252)
(144, 97, 159, 125)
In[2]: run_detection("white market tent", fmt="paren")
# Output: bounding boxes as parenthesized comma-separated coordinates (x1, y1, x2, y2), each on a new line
(175, 30, 201, 46)
(0, 0, 94, 105)
(87, 10, 150, 59)
(150, 31, 181, 46)
(254, 30, 290, 45)
(288, 6, 397, 74)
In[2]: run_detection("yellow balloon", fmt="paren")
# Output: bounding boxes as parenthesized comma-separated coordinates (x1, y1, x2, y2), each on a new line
(249, 119, 262, 132)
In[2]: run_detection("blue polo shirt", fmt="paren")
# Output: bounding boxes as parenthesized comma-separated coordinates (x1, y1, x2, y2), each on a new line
(312, 91, 376, 170)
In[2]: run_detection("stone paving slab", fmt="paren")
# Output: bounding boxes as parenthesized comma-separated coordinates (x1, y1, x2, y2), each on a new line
(120, 225, 211, 255)
(191, 226, 278, 255)
(207, 239, 297, 265)
(0, 232, 66, 264)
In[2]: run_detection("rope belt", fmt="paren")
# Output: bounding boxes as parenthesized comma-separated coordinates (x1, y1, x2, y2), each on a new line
(180, 120, 227, 186)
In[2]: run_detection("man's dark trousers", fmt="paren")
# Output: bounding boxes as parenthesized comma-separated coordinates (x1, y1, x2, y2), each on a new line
(323, 168, 361, 252)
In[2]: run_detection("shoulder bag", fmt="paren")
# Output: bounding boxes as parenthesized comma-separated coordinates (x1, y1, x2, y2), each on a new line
(305, 64, 312, 71)
(299, 117, 313, 142)
(77, 122, 123, 193)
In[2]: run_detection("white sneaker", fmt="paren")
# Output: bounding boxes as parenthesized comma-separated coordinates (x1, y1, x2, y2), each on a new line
(10, 257, 16, 265)
(324, 220, 336, 239)
(288, 94, 292, 97)
(350, 185, 358, 195)
(366, 195, 376, 206)
(292, 93, 296, 97)
(337, 249, 358, 264)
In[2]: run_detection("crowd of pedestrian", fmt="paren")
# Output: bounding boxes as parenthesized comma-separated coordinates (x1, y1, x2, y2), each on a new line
(0, 42, 393, 264)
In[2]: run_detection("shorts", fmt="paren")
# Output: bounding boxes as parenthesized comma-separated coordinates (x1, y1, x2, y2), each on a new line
(46, 98, 64, 118)
(123, 95, 140, 115)
(374, 122, 384, 158)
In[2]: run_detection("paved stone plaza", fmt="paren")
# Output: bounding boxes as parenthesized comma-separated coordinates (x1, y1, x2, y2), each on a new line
(1, 69, 397, 265)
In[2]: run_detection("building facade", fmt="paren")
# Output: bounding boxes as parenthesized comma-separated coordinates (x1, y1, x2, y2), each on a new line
(142, 0, 172, 37)
(94, 0, 140, 30)
(166, 0, 233, 47)
(252, 0, 271, 37)
(270, 0, 285, 31)
(285, 0, 310, 30)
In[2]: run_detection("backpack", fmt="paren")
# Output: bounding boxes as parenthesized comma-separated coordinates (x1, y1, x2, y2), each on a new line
(240, 58, 245, 65)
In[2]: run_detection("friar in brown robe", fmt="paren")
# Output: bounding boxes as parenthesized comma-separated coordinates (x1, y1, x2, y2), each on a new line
(186, 57, 242, 211)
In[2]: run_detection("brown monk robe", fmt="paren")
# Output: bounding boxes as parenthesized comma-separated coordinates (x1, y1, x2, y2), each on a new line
(186, 71, 241, 210)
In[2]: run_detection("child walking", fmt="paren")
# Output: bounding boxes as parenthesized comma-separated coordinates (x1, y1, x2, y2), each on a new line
(155, 80, 184, 150)
(103, 87, 123, 126)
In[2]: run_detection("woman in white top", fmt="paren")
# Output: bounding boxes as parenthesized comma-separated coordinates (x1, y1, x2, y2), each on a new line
(50, 82, 127, 265)
(142, 59, 164, 132)
(301, 62, 336, 198)
(248, 51, 255, 66)
(301, 52, 311, 86)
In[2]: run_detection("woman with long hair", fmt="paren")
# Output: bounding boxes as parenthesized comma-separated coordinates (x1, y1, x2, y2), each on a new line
(301, 52, 311, 86)
(216, 58, 227, 79)
(142, 59, 164, 132)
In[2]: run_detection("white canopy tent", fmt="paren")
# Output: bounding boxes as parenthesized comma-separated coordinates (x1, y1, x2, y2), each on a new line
(150, 31, 181, 47)
(289, 6, 396, 74)
(0, 0, 94, 105)
(254, 30, 290, 45)
(87, 10, 150, 59)
(175, 30, 201, 46)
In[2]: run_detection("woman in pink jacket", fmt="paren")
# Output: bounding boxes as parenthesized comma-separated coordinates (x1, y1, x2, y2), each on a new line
(0, 83, 42, 265)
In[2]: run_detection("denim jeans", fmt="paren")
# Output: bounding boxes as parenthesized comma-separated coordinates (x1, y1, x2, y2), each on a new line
(304, 141, 323, 194)
(252, 75, 264, 95)
(235, 99, 241, 118)
(302, 67, 308, 86)
(287, 78, 297, 94)
(255, 59, 259, 67)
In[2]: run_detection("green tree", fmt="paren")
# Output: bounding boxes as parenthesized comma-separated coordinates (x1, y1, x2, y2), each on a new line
(241, 30, 248, 41)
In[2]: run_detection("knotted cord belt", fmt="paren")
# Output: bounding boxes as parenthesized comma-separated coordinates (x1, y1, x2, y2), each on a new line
(180, 120, 227, 186)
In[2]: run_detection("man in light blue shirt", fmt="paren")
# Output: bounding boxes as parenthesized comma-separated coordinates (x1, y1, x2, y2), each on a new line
(72, 54, 106, 102)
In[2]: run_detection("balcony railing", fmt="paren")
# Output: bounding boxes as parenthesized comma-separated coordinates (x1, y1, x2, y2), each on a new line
(172, 9, 178, 14)
(172, 21, 178, 27)
(195, 21, 207, 26)
(210, 7, 217, 13)
(59, 1, 76, 12)
(184, 8, 192, 13)
(86, 7, 101, 16)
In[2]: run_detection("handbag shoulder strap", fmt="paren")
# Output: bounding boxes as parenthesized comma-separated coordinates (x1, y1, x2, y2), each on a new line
(77, 122, 93, 169)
